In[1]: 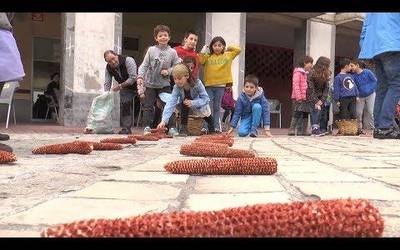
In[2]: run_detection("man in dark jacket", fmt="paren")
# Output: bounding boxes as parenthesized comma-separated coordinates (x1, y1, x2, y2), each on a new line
(103, 50, 137, 134)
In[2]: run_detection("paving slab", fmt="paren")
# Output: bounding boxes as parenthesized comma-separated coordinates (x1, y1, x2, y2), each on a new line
(104, 171, 189, 184)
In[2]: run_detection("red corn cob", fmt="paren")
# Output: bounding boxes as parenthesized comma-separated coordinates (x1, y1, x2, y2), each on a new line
(100, 137, 137, 144)
(180, 144, 255, 158)
(32, 141, 93, 155)
(198, 134, 233, 140)
(41, 199, 384, 237)
(190, 141, 230, 148)
(0, 150, 17, 163)
(79, 141, 123, 151)
(194, 138, 234, 147)
(165, 157, 276, 175)
(129, 135, 160, 141)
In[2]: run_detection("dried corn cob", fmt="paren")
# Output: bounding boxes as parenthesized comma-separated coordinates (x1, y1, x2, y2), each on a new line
(129, 135, 160, 141)
(79, 141, 123, 151)
(100, 137, 137, 144)
(180, 144, 254, 158)
(165, 157, 276, 175)
(32, 141, 93, 155)
(41, 199, 384, 237)
(194, 138, 234, 147)
(0, 150, 17, 163)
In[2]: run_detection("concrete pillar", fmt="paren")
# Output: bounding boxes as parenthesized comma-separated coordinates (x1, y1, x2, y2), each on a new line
(306, 19, 336, 129)
(205, 13, 246, 100)
(293, 20, 308, 70)
(60, 13, 122, 127)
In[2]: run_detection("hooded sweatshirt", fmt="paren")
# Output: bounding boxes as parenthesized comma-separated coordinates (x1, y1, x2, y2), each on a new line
(333, 73, 359, 101)
(230, 87, 270, 129)
(174, 45, 200, 79)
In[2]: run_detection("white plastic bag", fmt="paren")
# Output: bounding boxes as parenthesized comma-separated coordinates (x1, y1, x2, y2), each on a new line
(85, 91, 114, 134)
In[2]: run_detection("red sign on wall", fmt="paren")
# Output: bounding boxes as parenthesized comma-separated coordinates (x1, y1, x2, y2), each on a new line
(32, 13, 44, 22)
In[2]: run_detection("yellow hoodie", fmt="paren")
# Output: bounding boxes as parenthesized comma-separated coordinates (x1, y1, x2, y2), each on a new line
(199, 45, 241, 87)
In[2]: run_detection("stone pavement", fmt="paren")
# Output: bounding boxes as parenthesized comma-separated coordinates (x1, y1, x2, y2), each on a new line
(1, 131, 400, 237)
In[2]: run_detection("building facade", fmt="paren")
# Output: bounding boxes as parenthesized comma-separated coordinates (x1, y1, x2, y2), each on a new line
(5, 13, 365, 128)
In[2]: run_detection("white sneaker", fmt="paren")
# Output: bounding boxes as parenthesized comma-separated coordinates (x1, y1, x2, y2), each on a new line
(168, 127, 179, 137)
(143, 126, 152, 135)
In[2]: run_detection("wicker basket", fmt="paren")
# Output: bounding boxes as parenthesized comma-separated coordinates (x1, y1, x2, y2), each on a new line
(336, 119, 358, 136)
(176, 112, 204, 136)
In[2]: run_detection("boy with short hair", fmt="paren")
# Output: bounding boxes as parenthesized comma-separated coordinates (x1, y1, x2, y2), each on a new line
(174, 30, 200, 79)
(137, 24, 181, 135)
(227, 74, 272, 137)
(333, 58, 359, 121)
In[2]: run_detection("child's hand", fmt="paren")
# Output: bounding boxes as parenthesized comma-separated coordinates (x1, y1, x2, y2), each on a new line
(139, 94, 145, 102)
(314, 104, 321, 110)
(316, 100, 323, 106)
(137, 78, 144, 86)
(183, 99, 192, 108)
(336, 102, 340, 107)
(111, 84, 122, 92)
(264, 129, 273, 138)
(160, 69, 169, 76)
(227, 127, 234, 135)
(356, 97, 360, 102)
(200, 45, 209, 54)
(157, 121, 166, 129)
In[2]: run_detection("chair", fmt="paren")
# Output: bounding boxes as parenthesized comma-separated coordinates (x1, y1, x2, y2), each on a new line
(268, 99, 282, 128)
(45, 95, 59, 120)
(0, 82, 19, 128)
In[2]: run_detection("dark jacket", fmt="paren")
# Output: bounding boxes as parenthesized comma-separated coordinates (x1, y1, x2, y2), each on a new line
(230, 87, 270, 129)
(306, 72, 330, 105)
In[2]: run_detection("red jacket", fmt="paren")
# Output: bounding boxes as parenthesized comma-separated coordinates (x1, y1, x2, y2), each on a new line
(291, 67, 308, 101)
(174, 46, 200, 79)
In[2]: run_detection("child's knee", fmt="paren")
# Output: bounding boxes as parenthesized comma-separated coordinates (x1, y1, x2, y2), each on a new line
(252, 103, 262, 111)
(238, 128, 249, 137)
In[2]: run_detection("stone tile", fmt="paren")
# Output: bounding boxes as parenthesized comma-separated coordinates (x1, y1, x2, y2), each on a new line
(67, 181, 181, 201)
(0, 230, 40, 237)
(1, 198, 171, 226)
(194, 176, 284, 193)
(351, 168, 400, 178)
(295, 182, 400, 201)
(184, 192, 292, 211)
(382, 216, 400, 237)
(104, 171, 189, 183)
(282, 171, 367, 182)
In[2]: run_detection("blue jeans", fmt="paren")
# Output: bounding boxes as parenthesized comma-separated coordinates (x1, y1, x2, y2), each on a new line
(238, 103, 262, 137)
(311, 108, 321, 129)
(205, 87, 225, 130)
(373, 52, 400, 129)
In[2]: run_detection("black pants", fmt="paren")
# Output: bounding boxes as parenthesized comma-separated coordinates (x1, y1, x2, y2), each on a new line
(120, 88, 136, 130)
(319, 104, 330, 131)
(143, 86, 171, 128)
(222, 107, 235, 122)
(293, 111, 308, 119)
(339, 97, 357, 120)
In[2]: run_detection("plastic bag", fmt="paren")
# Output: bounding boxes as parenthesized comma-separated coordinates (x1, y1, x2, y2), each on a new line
(85, 91, 114, 134)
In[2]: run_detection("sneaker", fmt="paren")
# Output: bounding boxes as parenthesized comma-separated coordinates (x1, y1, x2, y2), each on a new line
(143, 126, 152, 135)
(0, 133, 10, 141)
(118, 128, 131, 135)
(178, 125, 188, 137)
(200, 128, 208, 135)
(168, 127, 179, 137)
(373, 128, 400, 139)
(249, 129, 258, 138)
(311, 128, 325, 137)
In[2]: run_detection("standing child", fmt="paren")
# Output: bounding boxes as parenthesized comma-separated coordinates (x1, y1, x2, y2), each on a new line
(137, 25, 181, 135)
(227, 74, 272, 138)
(350, 59, 377, 135)
(157, 63, 215, 136)
(333, 58, 359, 122)
(288, 56, 314, 136)
(174, 30, 200, 79)
(199, 36, 241, 133)
(306, 56, 332, 137)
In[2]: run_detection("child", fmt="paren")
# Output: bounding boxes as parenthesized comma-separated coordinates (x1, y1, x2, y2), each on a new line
(157, 63, 215, 136)
(333, 58, 359, 122)
(288, 55, 313, 136)
(174, 30, 200, 79)
(199, 36, 241, 133)
(221, 84, 236, 125)
(306, 56, 332, 137)
(227, 74, 272, 138)
(350, 59, 377, 135)
(137, 24, 181, 135)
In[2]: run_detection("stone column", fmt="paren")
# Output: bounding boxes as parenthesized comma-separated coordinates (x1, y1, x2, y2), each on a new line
(293, 20, 308, 69)
(205, 13, 246, 100)
(60, 13, 122, 127)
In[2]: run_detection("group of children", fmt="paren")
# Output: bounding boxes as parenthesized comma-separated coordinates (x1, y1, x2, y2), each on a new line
(289, 55, 378, 137)
(135, 24, 271, 137)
